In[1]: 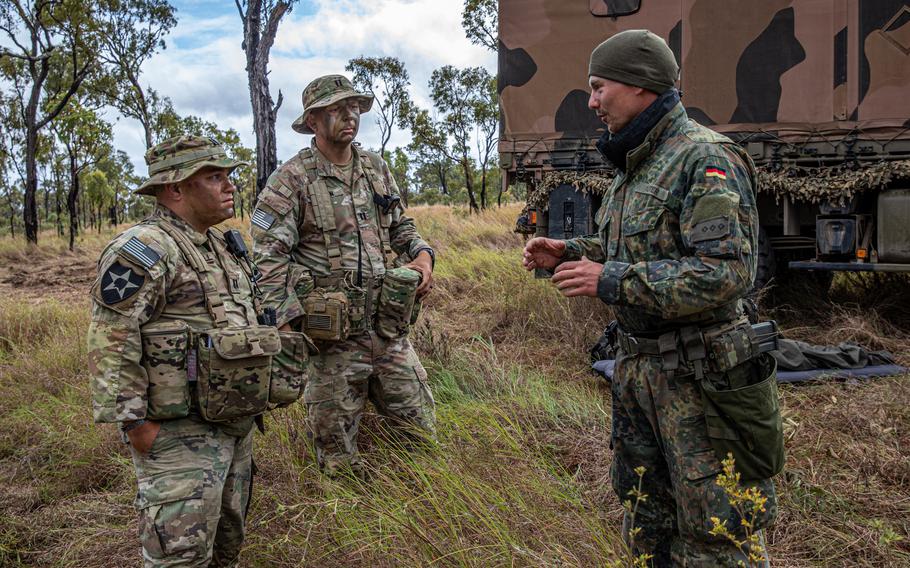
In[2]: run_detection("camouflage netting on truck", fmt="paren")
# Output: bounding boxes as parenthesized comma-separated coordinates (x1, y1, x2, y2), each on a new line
(515, 170, 616, 233)
(756, 160, 910, 205)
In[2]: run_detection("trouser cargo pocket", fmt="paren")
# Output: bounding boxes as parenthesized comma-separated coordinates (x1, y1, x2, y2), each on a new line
(136, 468, 207, 562)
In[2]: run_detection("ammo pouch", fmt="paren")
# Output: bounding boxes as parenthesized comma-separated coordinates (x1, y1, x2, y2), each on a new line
(699, 353, 785, 481)
(302, 289, 350, 341)
(269, 330, 313, 408)
(196, 326, 281, 422)
(141, 320, 193, 420)
(375, 267, 421, 339)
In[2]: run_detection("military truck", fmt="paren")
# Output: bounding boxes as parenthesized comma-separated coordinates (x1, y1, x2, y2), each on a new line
(500, 0, 910, 286)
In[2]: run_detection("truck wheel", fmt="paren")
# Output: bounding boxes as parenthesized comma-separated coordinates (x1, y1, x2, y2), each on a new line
(753, 226, 775, 291)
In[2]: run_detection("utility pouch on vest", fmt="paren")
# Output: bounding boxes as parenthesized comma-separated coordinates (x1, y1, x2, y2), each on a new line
(704, 320, 779, 373)
(699, 353, 785, 481)
(268, 330, 313, 408)
(375, 267, 420, 339)
(345, 285, 368, 334)
(141, 320, 192, 420)
(302, 290, 350, 341)
(196, 326, 280, 421)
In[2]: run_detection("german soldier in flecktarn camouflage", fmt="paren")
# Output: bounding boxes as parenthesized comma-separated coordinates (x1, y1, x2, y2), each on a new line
(523, 30, 783, 566)
(251, 74, 437, 478)
(87, 135, 297, 567)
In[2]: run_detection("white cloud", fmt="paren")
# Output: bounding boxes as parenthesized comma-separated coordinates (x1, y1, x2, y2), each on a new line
(112, 0, 495, 176)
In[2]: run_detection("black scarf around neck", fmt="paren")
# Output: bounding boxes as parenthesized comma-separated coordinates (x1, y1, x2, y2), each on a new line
(595, 88, 680, 173)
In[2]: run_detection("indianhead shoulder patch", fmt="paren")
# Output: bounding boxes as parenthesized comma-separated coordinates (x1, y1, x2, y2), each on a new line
(99, 261, 146, 305)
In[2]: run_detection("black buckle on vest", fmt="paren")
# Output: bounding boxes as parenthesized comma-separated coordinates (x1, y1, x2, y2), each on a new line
(373, 193, 400, 214)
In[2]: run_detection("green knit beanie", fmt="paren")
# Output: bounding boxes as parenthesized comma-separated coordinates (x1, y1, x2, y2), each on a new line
(588, 29, 679, 94)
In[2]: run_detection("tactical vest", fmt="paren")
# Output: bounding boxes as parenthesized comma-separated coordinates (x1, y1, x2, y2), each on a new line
(140, 218, 305, 422)
(299, 147, 395, 273)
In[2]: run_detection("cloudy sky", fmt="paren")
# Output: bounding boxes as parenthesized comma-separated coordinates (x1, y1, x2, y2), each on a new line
(114, 0, 496, 172)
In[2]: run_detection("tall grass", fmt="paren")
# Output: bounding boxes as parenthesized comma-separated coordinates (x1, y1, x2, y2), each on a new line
(0, 204, 908, 566)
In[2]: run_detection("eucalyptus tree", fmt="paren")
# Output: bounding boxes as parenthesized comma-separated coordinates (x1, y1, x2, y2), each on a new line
(0, 0, 99, 244)
(346, 56, 413, 158)
(95, 0, 177, 149)
(462, 0, 497, 52)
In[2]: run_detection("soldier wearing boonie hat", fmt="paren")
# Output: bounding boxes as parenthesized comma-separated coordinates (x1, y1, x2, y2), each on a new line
(87, 134, 277, 567)
(252, 74, 438, 478)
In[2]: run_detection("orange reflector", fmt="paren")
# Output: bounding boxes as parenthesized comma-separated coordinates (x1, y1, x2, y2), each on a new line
(856, 248, 867, 260)
(529, 210, 538, 225)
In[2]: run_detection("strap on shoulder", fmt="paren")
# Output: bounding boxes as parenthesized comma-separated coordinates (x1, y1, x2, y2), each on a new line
(301, 151, 343, 271)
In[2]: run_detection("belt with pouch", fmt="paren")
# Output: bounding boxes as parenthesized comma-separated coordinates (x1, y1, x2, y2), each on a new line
(611, 319, 780, 378)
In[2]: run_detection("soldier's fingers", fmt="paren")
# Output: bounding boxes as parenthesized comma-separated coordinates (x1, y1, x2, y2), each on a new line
(553, 261, 579, 274)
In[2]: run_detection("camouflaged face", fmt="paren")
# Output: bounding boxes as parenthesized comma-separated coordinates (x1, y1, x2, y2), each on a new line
(292, 74, 374, 134)
(562, 104, 758, 332)
(500, 1, 910, 175)
(136, 135, 244, 195)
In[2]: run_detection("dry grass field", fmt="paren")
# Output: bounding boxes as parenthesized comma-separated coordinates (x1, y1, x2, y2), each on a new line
(0, 203, 908, 566)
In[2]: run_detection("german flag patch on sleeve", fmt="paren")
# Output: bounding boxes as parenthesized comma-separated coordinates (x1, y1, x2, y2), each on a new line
(705, 166, 727, 180)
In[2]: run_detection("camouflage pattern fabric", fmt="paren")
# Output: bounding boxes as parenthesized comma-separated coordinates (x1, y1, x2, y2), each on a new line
(131, 418, 253, 568)
(291, 74, 374, 134)
(560, 102, 777, 564)
(136, 135, 245, 195)
(251, 140, 431, 329)
(88, 204, 262, 566)
(375, 267, 420, 339)
(611, 354, 775, 566)
(305, 332, 435, 477)
(251, 141, 436, 474)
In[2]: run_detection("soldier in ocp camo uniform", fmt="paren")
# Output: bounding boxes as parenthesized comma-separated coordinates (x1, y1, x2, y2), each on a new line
(251, 74, 436, 477)
(88, 136, 263, 567)
(523, 31, 778, 566)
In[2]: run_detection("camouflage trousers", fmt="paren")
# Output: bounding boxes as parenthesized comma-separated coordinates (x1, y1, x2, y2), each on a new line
(611, 350, 777, 567)
(129, 418, 254, 568)
(304, 331, 436, 476)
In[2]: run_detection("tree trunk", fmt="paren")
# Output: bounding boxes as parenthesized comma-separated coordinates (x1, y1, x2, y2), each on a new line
(24, 121, 40, 244)
(461, 157, 479, 213)
(240, 0, 290, 196)
(55, 190, 63, 237)
(68, 155, 80, 251)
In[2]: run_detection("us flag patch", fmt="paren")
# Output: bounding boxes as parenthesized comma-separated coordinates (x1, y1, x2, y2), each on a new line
(251, 208, 276, 230)
(705, 166, 727, 180)
(121, 237, 160, 269)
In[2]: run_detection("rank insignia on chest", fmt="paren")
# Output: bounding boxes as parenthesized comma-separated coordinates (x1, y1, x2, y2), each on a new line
(357, 210, 369, 222)
(251, 208, 276, 230)
(705, 166, 727, 180)
(100, 261, 145, 305)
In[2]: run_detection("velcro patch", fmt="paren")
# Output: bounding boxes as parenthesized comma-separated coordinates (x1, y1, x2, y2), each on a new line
(100, 261, 146, 305)
(705, 166, 727, 180)
(121, 237, 160, 269)
(251, 208, 276, 230)
(691, 216, 731, 243)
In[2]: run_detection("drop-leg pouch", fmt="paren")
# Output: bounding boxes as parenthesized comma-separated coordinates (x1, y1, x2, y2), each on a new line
(141, 319, 191, 420)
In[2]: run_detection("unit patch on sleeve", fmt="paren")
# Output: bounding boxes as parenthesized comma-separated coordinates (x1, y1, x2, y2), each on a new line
(99, 261, 146, 305)
(705, 166, 728, 180)
(251, 208, 276, 230)
(120, 236, 161, 269)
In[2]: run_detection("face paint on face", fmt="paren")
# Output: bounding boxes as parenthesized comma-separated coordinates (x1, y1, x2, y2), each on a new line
(316, 99, 361, 145)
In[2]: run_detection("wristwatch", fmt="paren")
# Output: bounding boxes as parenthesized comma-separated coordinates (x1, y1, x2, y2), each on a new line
(120, 419, 147, 433)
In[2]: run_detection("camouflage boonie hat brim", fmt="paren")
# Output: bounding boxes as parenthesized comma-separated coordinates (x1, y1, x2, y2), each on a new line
(291, 74, 374, 135)
(135, 135, 247, 195)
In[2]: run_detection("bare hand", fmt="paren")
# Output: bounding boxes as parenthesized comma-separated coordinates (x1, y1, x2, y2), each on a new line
(551, 256, 603, 297)
(522, 237, 566, 271)
(126, 420, 161, 455)
(405, 250, 434, 297)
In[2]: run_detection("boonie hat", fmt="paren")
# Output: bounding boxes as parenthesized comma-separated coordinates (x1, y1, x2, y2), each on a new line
(135, 135, 246, 195)
(291, 74, 374, 134)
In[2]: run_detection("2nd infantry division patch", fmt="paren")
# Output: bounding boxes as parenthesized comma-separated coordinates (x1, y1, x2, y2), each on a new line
(100, 261, 146, 305)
